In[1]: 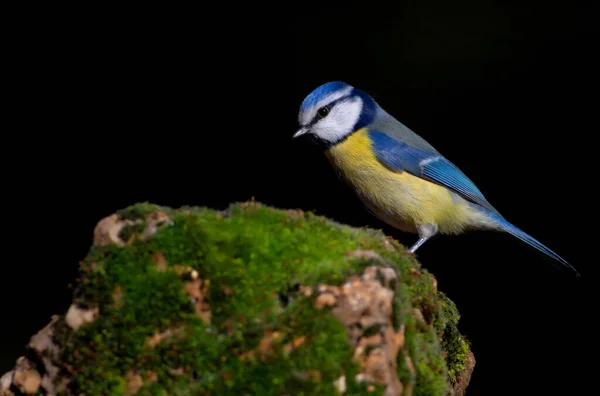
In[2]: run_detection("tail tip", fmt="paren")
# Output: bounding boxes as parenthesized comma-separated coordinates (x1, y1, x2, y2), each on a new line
(488, 213, 581, 278)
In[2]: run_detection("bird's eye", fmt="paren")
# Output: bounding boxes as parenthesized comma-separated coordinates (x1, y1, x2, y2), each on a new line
(317, 106, 330, 118)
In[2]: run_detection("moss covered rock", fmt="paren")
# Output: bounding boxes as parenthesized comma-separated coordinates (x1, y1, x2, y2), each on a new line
(1, 201, 474, 396)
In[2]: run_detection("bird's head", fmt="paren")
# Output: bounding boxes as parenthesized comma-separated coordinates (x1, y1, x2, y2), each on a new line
(293, 81, 379, 146)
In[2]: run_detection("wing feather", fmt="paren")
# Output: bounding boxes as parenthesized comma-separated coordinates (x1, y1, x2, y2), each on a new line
(368, 129, 502, 216)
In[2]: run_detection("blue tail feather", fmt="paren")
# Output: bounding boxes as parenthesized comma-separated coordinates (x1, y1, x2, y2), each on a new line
(483, 210, 580, 277)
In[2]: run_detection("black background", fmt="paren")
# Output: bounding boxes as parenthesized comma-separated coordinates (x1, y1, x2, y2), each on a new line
(2, 2, 598, 395)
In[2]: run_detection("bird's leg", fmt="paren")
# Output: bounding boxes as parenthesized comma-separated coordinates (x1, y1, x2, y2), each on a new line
(408, 238, 428, 253)
(408, 223, 438, 254)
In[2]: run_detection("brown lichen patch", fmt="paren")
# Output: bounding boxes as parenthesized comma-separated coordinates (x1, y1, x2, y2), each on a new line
(292, 369, 322, 383)
(112, 285, 124, 308)
(124, 370, 143, 395)
(93, 211, 172, 247)
(256, 331, 283, 360)
(1, 370, 14, 396)
(359, 333, 383, 348)
(449, 351, 476, 396)
(333, 375, 346, 394)
(79, 260, 98, 274)
(168, 368, 185, 377)
(412, 308, 427, 329)
(306, 370, 322, 382)
(12, 357, 41, 395)
(299, 285, 313, 297)
(402, 351, 417, 396)
(183, 277, 211, 324)
(395, 324, 405, 349)
(65, 304, 99, 331)
(27, 316, 61, 395)
(93, 214, 138, 247)
(315, 292, 337, 310)
(152, 252, 168, 271)
(145, 327, 185, 349)
(142, 211, 173, 239)
(346, 249, 385, 262)
(316, 264, 404, 396)
(382, 237, 396, 252)
(314, 284, 341, 310)
(173, 264, 196, 277)
(145, 371, 158, 383)
(285, 209, 305, 217)
(239, 331, 305, 363)
(282, 336, 307, 356)
(319, 284, 341, 297)
(28, 316, 60, 357)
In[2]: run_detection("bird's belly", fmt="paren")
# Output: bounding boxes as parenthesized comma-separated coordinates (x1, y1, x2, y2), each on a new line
(325, 129, 474, 235)
(360, 197, 420, 234)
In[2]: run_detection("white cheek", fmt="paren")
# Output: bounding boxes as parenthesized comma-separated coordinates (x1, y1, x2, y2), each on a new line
(299, 112, 312, 126)
(314, 99, 362, 143)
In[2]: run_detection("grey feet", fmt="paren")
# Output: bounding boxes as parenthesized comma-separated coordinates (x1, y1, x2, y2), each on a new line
(408, 223, 438, 254)
(408, 237, 428, 253)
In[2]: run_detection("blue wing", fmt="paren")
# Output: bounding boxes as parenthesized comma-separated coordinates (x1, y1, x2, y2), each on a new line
(368, 130, 503, 216)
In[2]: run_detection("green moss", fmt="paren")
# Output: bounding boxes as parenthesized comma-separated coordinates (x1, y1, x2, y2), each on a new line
(118, 222, 146, 243)
(51, 201, 470, 395)
(435, 292, 470, 383)
(116, 202, 168, 220)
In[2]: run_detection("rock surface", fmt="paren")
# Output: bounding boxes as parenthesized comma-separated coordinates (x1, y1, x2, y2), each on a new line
(1, 201, 474, 395)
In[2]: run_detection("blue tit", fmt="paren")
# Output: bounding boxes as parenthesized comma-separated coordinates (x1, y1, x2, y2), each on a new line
(293, 81, 579, 277)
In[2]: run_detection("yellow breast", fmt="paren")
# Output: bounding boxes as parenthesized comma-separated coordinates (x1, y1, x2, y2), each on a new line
(325, 128, 475, 235)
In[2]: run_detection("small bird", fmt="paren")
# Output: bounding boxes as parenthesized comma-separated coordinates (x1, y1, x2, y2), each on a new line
(293, 81, 579, 277)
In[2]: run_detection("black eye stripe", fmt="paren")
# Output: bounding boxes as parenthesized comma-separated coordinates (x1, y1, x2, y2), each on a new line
(308, 95, 348, 126)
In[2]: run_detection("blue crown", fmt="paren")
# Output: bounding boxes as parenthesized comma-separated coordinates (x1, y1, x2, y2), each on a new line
(300, 81, 351, 111)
